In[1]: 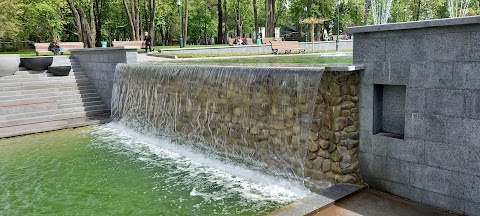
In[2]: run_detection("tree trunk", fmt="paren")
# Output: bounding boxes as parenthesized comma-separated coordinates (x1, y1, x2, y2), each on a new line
(89, 0, 96, 47)
(134, 0, 140, 40)
(217, 0, 223, 44)
(223, 0, 228, 42)
(149, 0, 156, 45)
(253, 0, 259, 40)
(265, 0, 276, 37)
(236, 0, 242, 37)
(66, 0, 83, 43)
(307, 0, 313, 42)
(94, 0, 103, 47)
(123, 0, 136, 40)
(363, 0, 370, 25)
(77, 7, 95, 48)
(144, 0, 149, 33)
(183, 0, 188, 47)
(416, 0, 421, 21)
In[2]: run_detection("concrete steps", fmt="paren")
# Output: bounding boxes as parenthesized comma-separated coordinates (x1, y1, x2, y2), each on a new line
(0, 115, 110, 138)
(0, 56, 110, 138)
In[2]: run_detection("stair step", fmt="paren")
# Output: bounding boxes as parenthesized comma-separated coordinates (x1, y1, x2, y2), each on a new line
(0, 107, 109, 128)
(0, 87, 97, 97)
(0, 91, 98, 101)
(0, 78, 91, 87)
(58, 101, 105, 109)
(0, 75, 88, 83)
(0, 114, 111, 138)
(7, 71, 85, 77)
(0, 74, 88, 83)
(0, 100, 59, 116)
(0, 95, 102, 106)
(0, 82, 93, 92)
(0, 106, 108, 122)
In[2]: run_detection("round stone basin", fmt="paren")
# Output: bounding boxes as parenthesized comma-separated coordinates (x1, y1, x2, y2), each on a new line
(21, 57, 53, 71)
(48, 66, 71, 76)
(0, 54, 20, 77)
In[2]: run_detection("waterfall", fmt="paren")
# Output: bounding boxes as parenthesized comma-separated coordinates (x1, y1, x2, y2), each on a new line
(371, 0, 393, 25)
(111, 64, 323, 177)
(111, 63, 362, 185)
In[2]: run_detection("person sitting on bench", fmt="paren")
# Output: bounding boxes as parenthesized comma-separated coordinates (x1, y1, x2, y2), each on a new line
(48, 39, 61, 56)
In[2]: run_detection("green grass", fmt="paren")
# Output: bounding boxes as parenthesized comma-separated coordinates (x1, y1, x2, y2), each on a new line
(169, 55, 353, 65)
(154, 49, 352, 58)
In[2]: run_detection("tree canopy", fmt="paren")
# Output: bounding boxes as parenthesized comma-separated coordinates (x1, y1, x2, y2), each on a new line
(0, 0, 479, 46)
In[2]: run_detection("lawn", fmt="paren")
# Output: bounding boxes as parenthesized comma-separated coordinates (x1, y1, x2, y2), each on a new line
(168, 55, 353, 65)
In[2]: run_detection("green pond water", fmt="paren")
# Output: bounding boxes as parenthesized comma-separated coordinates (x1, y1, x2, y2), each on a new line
(0, 124, 310, 215)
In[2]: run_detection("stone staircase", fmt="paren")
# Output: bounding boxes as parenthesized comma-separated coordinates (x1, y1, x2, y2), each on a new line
(0, 56, 110, 138)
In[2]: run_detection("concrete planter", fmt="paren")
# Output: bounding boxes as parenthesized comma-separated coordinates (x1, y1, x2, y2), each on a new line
(48, 66, 71, 76)
(21, 57, 53, 71)
(0, 54, 20, 77)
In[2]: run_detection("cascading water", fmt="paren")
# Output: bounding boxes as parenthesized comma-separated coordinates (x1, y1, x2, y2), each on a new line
(111, 63, 362, 186)
(112, 64, 322, 179)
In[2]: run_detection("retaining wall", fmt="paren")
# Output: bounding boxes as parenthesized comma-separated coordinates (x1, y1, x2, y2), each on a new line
(349, 16, 480, 215)
(70, 47, 138, 109)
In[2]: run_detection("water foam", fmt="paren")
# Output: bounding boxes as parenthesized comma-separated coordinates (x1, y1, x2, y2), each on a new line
(91, 122, 312, 206)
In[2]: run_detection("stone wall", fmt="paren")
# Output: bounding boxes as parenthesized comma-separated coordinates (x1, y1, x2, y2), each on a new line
(70, 47, 138, 109)
(349, 16, 480, 215)
(112, 64, 361, 184)
(305, 71, 361, 184)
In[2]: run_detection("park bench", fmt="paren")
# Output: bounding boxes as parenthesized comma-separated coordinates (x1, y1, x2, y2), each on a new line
(261, 37, 283, 44)
(270, 41, 305, 54)
(34, 42, 84, 56)
(112, 41, 145, 49)
(228, 38, 254, 46)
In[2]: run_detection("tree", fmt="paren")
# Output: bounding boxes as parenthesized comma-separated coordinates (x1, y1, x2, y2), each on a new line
(66, 0, 96, 48)
(217, 0, 223, 43)
(236, 0, 243, 36)
(183, 0, 189, 47)
(123, 0, 140, 40)
(0, 1, 23, 40)
(265, 0, 276, 37)
(253, 0, 259, 40)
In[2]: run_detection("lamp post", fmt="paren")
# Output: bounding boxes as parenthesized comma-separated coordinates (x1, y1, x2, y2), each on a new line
(177, 0, 184, 48)
(403, 7, 407, 22)
(336, 0, 340, 51)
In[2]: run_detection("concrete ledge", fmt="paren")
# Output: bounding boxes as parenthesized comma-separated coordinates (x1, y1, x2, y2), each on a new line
(160, 44, 269, 52)
(325, 65, 364, 72)
(348, 15, 480, 33)
(268, 184, 365, 216)
(70, 46, 138, 52)
(147, 53, 178, 59)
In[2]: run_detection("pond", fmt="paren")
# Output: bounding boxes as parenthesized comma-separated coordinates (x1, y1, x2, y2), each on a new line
(0, 123, 310, 215)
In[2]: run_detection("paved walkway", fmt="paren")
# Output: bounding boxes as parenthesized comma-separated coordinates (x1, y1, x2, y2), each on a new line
(137, 52, 352, 63)
(311, 189, 459, 216)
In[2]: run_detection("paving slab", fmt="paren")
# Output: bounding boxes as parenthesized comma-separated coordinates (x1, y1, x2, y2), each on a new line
(311, 189, 460, 216)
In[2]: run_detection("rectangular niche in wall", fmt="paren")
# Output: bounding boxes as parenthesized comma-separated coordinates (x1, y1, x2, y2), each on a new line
(373, 84, 406, 139)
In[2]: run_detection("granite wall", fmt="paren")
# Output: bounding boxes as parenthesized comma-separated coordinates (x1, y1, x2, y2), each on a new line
(70, 47, 138, 109)
(349, 16, 480, 215)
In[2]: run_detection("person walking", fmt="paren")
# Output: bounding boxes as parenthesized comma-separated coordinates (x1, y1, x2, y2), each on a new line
(143, 32, 153, 53)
